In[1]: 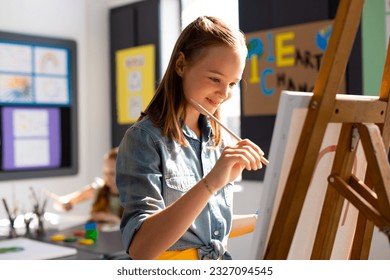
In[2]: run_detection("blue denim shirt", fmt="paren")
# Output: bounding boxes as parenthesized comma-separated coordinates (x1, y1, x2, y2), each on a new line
(116, 115, 234, 260)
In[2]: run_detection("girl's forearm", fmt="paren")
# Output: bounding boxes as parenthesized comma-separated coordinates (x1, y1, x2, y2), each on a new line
(129, 178, 214, 260)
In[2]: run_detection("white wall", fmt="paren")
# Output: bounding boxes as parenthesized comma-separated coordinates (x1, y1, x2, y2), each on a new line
(0, 0, 111, 217)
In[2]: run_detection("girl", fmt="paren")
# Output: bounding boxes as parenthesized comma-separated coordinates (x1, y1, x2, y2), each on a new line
(90, 147, 123, 224)
(117, 16, 265, 260)
(54, 148, 123, 225)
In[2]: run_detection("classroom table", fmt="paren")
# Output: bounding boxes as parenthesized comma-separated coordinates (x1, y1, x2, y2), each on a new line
(39, 223, 129, 260)
(0, 222, 129, 260)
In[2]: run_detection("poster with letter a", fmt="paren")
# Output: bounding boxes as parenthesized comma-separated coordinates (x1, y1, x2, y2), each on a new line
(242, 20, 346, 116)
(116, 44, 155, 124)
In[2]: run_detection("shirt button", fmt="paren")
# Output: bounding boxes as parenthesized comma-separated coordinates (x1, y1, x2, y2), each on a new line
(214, 230, 220, 236)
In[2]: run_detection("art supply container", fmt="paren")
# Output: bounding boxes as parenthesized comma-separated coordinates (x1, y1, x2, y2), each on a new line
(85, 222, 98, 241)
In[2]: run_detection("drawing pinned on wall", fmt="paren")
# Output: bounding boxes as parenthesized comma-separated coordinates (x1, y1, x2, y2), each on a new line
(34, 47, 68, 75)
(128, 95, 142, 120)
(35, 76, 69, 104)
(116, 44, 155, 124)
(0, 43, 32, 73)
(0, 74, 32, 103)
(128, 71, 142, 92)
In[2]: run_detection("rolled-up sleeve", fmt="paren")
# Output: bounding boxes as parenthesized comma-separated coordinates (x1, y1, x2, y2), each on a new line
(116, 116, 234, 258)
(116, 125, 166, 256)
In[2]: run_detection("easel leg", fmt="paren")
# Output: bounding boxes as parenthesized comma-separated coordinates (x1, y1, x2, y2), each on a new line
(358, 123, 390, 221)
(327, 123, 390, 257)
(350, 23, 390, 257)
(263, 0, 364, 260)
(350, 214, 374, 259)
(311, 123, 358, 259)
(350, 163, 378, 260)
(350, 123, 390, 256)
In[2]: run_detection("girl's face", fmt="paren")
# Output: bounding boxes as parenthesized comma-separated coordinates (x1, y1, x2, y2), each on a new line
(177, 45, 246, 121)
(103, 158, 118, 195)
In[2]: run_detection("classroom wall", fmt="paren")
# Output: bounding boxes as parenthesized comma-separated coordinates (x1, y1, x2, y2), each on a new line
(0, 0, 179, 218)
(0, 0, 110, 216)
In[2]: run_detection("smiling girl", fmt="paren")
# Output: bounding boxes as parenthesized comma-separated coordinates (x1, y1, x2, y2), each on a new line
(116, 16, 265, 260)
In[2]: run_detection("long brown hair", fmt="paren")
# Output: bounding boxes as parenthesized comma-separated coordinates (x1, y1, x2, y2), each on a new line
(91, 148, 123, 217)
(140, 16, 247, 146)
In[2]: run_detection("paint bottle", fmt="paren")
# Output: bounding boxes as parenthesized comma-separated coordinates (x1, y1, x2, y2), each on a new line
(85, 222, 98, 241)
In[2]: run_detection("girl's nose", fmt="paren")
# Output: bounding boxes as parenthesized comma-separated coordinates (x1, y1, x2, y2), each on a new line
(218, 84, 230, 99)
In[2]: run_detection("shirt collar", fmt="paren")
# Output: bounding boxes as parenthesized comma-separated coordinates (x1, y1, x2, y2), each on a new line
(182, 115, 213, 142)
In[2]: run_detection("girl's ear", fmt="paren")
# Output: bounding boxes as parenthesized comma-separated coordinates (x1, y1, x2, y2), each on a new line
(175, 52, 185, 77)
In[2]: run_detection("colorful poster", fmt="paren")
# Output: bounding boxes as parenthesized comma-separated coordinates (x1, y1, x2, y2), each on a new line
(242, 20, 346, 116)
(115, 44, 155, 124)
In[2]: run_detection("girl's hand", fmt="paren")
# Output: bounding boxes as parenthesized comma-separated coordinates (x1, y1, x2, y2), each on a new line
(205, 139, 264, 192)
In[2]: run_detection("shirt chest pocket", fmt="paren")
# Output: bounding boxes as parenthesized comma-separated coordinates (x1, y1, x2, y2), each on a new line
(164, 174, 197, 206)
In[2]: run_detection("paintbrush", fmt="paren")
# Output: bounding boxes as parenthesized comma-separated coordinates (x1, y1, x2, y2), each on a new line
(190, 98, 269, 166)
(43, 189, 62, 203)
(2, 198, 13, 221)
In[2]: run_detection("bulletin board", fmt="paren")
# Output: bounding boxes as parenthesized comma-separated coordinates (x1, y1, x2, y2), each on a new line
(0, 31, 78, 180)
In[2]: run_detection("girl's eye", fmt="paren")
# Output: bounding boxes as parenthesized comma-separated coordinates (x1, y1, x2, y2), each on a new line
(229, 82, 237, 88)
(209, 77, 220, 83)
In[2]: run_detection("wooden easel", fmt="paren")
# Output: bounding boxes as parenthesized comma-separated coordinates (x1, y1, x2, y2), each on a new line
(264, 0, 390, 260)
